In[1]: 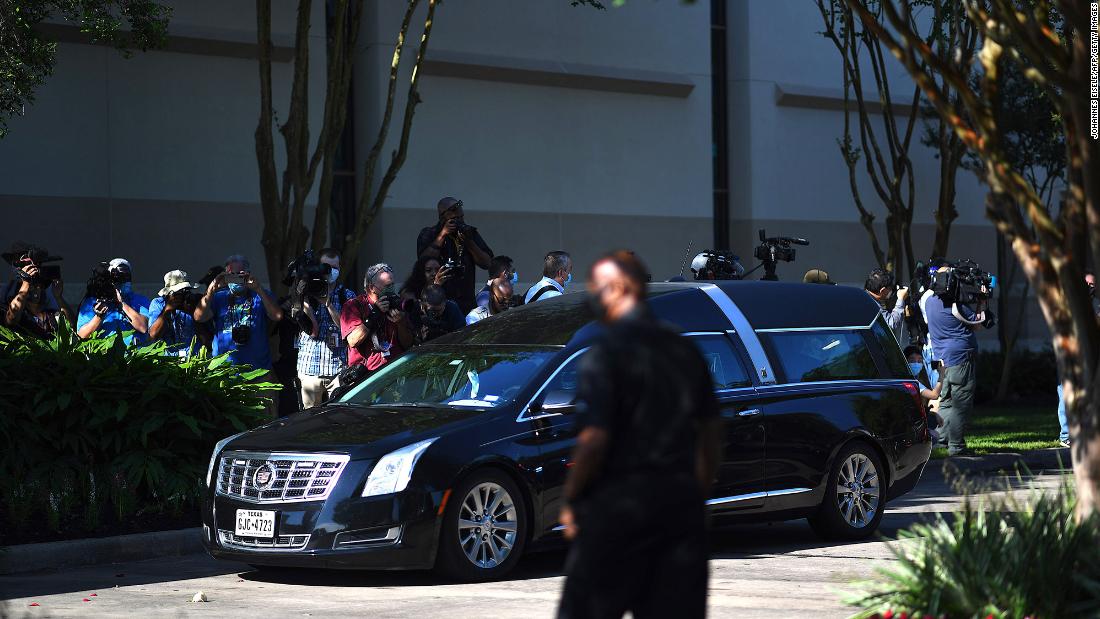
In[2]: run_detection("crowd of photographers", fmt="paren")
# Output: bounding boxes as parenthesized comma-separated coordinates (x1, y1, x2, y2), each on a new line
(6, 199, 1093, 450)
(0, 197, 581, 417)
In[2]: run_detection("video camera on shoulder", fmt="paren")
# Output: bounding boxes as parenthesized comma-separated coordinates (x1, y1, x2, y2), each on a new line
(283, 250, 333, 332)
(86, 263, 124, 308)
(4, 243, 63, 289)
(929, 258, 997, 327)
(753, 229, 809, 281)
(690, 251, 745, 281)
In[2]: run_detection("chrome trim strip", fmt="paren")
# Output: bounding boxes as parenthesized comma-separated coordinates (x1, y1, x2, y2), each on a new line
(516, 347, 590, 422)
(698, 284, 776, 385)
(767, 487, 813, 497)
(755, 325, 871, 333)
(737, 409, 762, 417)
(217, 530, 311, 552)
(552, 524, 567, 532)
(333, 525, 403, 549)
(706, 492, 767, 506)
(680, 330, 726, 336)
(706, 487, 814, 507)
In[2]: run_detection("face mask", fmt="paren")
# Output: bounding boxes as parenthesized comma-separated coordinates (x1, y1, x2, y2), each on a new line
(586, 290, 608, 322)
(908, 362, 923, 377)
(380, 284, 397, 298)
(117, 282, 133, 297)
(510, 271, 518, 286)
(228, 283, 247, 296)
(328, 268, 340, 284)
(564, 272, 573, 288)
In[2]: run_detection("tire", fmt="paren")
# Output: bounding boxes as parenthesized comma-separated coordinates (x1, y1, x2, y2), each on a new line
(435, 469, 528, 582)
(808, 441, 886, 541)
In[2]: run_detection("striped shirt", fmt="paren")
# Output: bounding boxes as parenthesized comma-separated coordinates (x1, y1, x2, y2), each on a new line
(297, 286, 356, 377)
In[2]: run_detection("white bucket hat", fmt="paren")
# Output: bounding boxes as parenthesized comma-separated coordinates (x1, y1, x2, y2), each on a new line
(158, 269, 199, 297)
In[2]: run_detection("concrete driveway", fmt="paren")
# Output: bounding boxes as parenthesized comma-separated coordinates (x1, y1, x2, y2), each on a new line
(0, 467, 1066, 618)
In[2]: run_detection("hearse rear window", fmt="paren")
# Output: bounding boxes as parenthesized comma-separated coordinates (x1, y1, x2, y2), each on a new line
(762, 330, 878, 383)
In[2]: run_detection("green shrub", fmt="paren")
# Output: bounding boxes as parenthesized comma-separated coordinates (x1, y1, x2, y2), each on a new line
(975, 349, 1058, 404)
(847, 476, 1100, 618)
(0, 321, 276, 544)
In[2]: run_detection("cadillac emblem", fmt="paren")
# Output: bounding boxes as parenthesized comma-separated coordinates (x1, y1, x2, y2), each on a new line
(253, 463, 276, 490)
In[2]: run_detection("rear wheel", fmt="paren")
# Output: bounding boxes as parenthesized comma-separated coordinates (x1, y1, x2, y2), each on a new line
(808, 441, 885, 541)
(436, 470, 527, 581)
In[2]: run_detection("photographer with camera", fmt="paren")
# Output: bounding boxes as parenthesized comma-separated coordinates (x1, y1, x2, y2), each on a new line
(147, 270, 204, 357)
(925, 263, 993, 456)
(2, 243, 74, 337)
(294, 248, 356, 408)
(864, 268, 908, 342)
(1055, 271, 1098, 447)
(418, 284, 465, 342)
(477, 255, 517, 309)
(468, 276, 514, 324)
(416, 197, 494, 314)
(524, 251, 572, 304)
(341, 263, 415, 372)
(76, 258, 151, 345)
(399, 255, 457, 304)
(194, 254, 283, 367)
(690, 251, 746, 281)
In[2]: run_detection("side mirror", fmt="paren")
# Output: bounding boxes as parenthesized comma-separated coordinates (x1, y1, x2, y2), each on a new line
(532, 390, 576, 414)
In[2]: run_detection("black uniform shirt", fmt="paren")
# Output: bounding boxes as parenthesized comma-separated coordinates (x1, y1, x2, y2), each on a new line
(574, 306, 719, 493)
(416, 224, 493, 314)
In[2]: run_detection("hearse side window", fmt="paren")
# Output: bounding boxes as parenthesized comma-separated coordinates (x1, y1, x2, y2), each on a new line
(688, 335, 752, 390)
(762, 330, 878, 384)
(542, 352, 583, 396)
(870, 316, 911, 379)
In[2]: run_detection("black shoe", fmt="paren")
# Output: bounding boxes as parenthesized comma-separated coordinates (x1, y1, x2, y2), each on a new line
(948, 448, 976, 457)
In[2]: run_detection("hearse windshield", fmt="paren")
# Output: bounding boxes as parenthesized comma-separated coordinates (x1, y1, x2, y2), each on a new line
(337, 346, 561, 408)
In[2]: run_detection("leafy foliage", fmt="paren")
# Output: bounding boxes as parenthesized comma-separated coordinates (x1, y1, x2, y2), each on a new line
(0, 320, 274, 544)
(847, 477, 1100, 618)
(0, 0, 171, 138)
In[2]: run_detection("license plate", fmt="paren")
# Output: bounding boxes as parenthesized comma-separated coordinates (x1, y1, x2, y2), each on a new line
(235, 509, 276, 538)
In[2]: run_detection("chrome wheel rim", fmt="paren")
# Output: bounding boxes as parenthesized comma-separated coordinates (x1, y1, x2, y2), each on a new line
(457, 482, 518, 569)
(836, 453, 880, 528)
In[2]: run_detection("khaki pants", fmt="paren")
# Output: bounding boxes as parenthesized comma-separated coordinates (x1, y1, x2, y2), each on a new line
(299, 373, 337, 409)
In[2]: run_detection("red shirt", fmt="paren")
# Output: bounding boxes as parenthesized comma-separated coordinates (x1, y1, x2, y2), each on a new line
(340, 294, 409, 370)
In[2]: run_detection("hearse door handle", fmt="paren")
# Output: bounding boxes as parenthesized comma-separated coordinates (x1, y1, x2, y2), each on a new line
(737, 409, 762, 417)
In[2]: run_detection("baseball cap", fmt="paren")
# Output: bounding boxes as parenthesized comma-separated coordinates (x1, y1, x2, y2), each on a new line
(158, 270, 199, 297)
(803, 268, 836, 285)
(108, 258, 132, 274)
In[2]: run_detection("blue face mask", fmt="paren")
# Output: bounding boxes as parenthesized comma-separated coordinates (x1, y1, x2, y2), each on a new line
(908, 362, 923, 377)
(510, 271, 518, 285)
(117, 282, 132, 297)
(564, 272, 573, 288)
(328, 268, 340, 284)
(228, 283, 248, 296)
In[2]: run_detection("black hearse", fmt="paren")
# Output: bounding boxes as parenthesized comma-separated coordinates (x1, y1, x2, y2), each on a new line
(202, 282, 931, 580)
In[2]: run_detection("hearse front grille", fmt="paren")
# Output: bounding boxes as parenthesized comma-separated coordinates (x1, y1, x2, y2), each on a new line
(217, 530, 310, 551)
(216, 451, 349, 504)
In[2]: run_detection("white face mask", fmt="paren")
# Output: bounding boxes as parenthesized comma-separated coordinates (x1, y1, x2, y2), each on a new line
(328, 268, 340, 284)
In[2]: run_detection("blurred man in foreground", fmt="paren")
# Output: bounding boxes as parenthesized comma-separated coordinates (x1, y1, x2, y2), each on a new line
(556, 250, 721, 619)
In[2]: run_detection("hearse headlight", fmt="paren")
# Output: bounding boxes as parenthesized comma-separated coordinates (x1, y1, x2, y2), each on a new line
(361, 438, 438, 497)
(206, 431, 247, 487)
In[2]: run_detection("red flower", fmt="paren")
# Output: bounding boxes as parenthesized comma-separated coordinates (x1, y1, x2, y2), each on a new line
(28, 602, 40, 607)
(89, 593, 98, 597)
(82, 598, 91, 602)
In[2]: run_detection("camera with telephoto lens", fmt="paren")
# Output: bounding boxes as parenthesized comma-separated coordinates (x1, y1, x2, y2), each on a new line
(5, 244, 63, 289)
(930, 258, 997, 328)
(753, 229, 809, 281)
(169, 288, 202, 314)
(442, 257, 465, 277)
(691, 251, 746, 281)
(283, 249, 332, 332)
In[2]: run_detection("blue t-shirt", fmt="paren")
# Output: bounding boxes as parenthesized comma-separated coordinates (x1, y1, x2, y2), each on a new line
(76, 293, 152, 346)
(147, 296, 199, 356)
(924, 293, 978, 367)
(210, 289, 272, 370)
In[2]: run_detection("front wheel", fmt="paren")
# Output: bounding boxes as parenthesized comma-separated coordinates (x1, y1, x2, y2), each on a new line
(808, 441, 885, 541)
(435, 470, 527, 581)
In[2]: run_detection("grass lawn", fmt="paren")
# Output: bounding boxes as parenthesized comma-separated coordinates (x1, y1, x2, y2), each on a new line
(930, 402, 1062, 458)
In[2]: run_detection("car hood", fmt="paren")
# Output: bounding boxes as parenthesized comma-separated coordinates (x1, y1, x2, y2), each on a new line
(226, 404, 490, 459)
